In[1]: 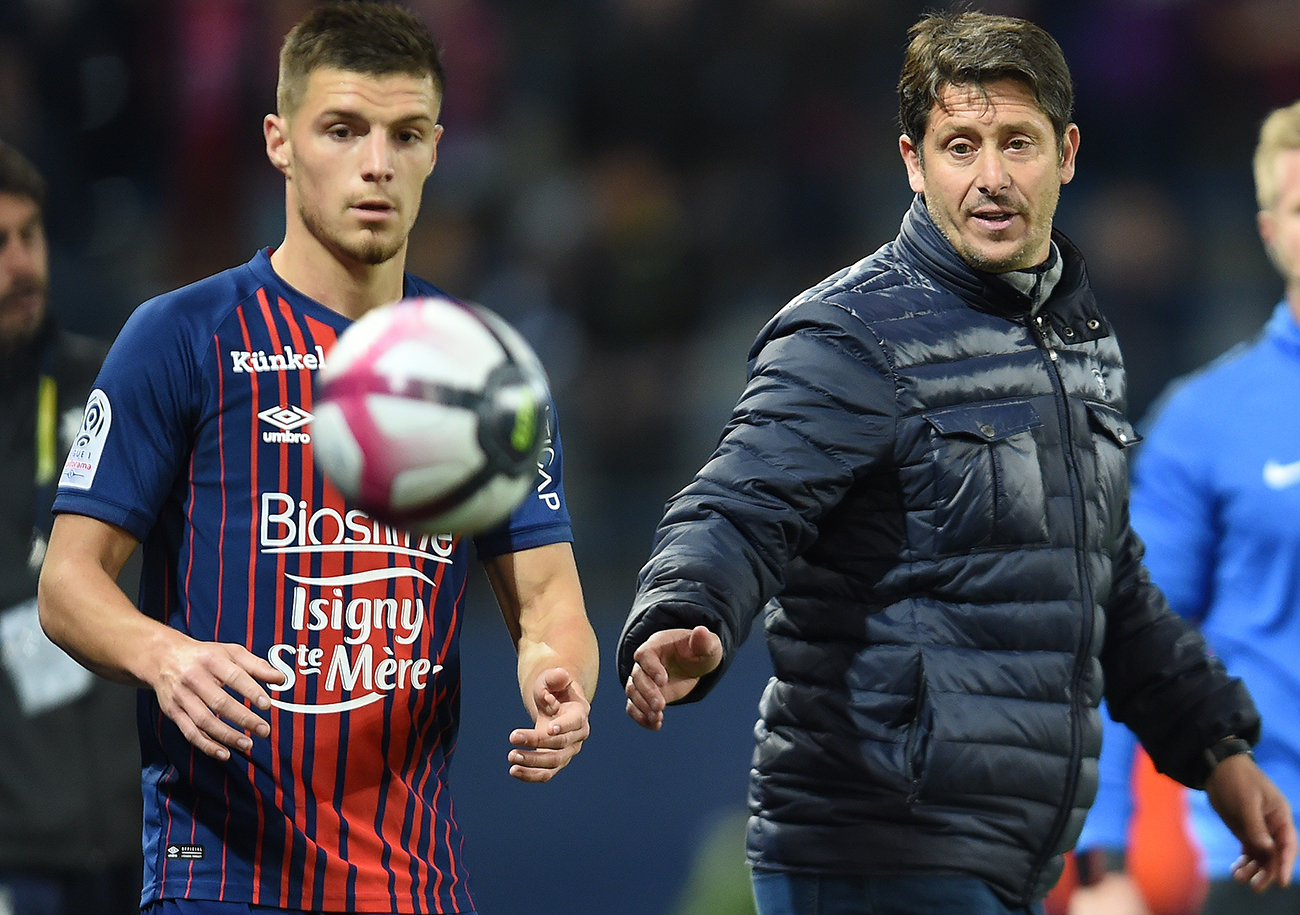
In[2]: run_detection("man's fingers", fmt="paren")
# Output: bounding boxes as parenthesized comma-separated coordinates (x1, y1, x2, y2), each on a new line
(624, 682, 662, 727)
(198, 676, 268, 735)
(172, 690, 256, 760)
(157, 642, 281, 757)
(222, 645, 282, 710)
(539, 666, 576, 695)
(625, 695, 662, 730)
(510, 733, 582, 761)
(167, 700, 231, 761)
(507, 715, 588, 781)
(510, 716, 588, 749)
(507, 735, 585, 781)
(630, 643, 669, 686)
(627, 664, 665, 709)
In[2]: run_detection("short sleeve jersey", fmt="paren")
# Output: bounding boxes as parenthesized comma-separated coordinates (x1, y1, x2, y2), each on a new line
(52, 249, 573, 913)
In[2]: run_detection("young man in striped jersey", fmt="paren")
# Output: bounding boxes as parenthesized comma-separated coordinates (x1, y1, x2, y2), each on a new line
(36, 3, 599, 914)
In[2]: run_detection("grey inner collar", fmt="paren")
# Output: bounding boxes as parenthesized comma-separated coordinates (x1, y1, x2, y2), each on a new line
(999, 241, 1063, 315)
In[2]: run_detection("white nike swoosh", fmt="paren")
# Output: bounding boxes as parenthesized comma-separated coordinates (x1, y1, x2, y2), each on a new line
(1263, 459, 1300, 489)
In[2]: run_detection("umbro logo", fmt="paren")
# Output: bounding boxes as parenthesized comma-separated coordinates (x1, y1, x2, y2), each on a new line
(259, 405, 312, 444)
(165, 843, 204, 860)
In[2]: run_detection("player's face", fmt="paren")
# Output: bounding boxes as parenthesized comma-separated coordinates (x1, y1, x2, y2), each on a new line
(1259, 147, 1300, 294)
(0, 192, 49, 350)
(273, 68, 442, 268)
(900, 78, 1078, 273)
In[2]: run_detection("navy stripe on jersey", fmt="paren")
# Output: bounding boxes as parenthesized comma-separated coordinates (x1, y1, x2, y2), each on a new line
(53, 249, 572, 913)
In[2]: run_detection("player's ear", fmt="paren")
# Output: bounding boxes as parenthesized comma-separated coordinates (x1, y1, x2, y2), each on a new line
(428, 124, 443, 177)
(265, 114, 291, 174)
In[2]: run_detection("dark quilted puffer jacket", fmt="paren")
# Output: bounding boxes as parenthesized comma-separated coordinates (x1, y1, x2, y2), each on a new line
(617, 195, 1258, 906)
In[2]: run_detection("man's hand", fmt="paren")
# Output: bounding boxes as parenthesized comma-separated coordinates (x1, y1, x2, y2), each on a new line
(1205, 752, 1298, 892)
(151, 634, 279, 761)
(508, 667, 590, 783)
(624, 625, 723, 730)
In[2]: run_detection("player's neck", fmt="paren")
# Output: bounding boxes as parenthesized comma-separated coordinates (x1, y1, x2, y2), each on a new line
(270, 238, 407, 321)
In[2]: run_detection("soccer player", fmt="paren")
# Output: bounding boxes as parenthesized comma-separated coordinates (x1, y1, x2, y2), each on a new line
(36, 4, 598, 914)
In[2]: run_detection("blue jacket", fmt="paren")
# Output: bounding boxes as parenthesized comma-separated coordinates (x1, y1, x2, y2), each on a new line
(618, 196, 1259, 906)
(1079, 301, 1300, 880)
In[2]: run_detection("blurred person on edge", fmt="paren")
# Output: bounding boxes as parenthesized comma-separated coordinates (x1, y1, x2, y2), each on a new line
(0, 139, 142, 915)
(1071, 99, 1300, 915)
(35, 3, 598, 915)
(618, 11, 1295, 915)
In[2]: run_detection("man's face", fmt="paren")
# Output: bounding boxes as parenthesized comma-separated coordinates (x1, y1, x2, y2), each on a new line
(267, 67, 443, 268)
(1259, 147, 1300, 293)
(900, 78, 1079, 273)
(0, 192, 48, 350)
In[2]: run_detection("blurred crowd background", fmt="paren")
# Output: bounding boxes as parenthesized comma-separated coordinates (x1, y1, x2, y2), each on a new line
(4, 0, 1299, 913)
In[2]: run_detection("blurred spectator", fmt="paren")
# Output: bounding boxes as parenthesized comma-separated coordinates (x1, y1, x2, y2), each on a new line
(0, 138, 141, 915)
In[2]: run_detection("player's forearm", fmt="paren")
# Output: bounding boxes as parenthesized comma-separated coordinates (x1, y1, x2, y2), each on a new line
(485, 541, 599, 712)
(37, 514, 167, 689)
(38, 549, 167, 688)
(516, 614, 600, 715)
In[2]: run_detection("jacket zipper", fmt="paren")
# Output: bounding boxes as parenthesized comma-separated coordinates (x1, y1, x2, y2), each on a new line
(1023, 313, 1093, 901)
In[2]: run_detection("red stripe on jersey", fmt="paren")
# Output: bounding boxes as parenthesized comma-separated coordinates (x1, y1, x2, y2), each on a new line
(253, 289, 300, 907)
(298, 313, 350, 908)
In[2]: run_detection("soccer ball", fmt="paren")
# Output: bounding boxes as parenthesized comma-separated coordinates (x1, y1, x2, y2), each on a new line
(312, 296, 550, 535)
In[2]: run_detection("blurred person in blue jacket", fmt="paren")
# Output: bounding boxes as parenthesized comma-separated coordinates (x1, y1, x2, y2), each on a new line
(1072, 98, 1300, 915)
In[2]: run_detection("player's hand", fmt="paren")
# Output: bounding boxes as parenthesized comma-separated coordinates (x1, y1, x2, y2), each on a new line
(508, 667, 590, 783)
(150, 633, 278, 761)
(624, 625, 723, 731)
(1206, 752, 1298, 891)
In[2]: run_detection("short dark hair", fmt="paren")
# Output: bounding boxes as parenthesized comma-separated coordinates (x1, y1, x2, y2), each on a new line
(277, 1, 446, 119)
(898, 11, 1074, 154)
(0, 139, 45, 208)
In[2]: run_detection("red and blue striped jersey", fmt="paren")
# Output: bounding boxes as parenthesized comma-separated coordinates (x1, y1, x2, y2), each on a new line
(52, 249, 572, 913)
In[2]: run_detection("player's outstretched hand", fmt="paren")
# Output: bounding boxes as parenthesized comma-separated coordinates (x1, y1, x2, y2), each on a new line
(1206, 752, 1298, 892)
(151, 634, 279, 761)
(508, 667, 590, 783)
(624, 625, 723, 731)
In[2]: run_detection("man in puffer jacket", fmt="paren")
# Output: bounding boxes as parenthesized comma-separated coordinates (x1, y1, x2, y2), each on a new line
(618, 10, 1296, 915)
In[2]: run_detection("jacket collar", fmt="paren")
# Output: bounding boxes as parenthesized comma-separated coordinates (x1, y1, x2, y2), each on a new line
(894, 193, 1110, 342)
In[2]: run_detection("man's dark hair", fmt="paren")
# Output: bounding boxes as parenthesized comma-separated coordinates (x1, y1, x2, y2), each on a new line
(0, 139, 45, 208)
(898, 11, 1074, 154)
(277, 1, 446, 118)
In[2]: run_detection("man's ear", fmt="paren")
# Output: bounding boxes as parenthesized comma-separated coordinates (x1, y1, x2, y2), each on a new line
(265, 114, 291, 174)
(1057, 123, 1081, 186)
(1259, 208, 1284, 274)
(428, 123, 444, 177)
(900, 134, 925, 194)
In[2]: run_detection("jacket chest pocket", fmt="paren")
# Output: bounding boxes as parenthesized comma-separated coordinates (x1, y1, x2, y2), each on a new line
(1084, 401, 1140, 542)
(920, 401, 1048, 555)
